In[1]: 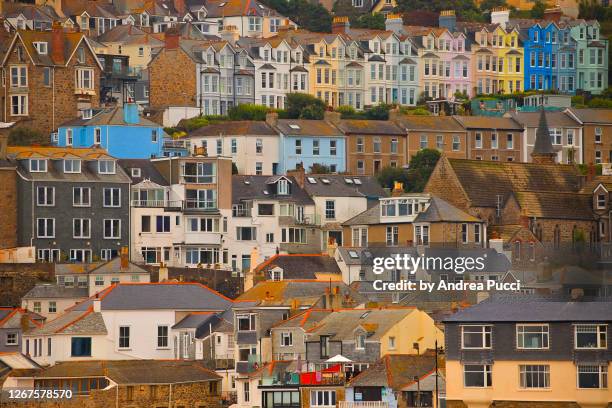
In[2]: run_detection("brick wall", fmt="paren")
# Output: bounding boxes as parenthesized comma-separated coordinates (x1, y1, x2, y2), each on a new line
(149, 48, 197, 108)
(0, 168, 17, 249)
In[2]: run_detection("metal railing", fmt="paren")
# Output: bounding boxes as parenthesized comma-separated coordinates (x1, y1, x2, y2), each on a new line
(163, 138, 190, 149)
(232, 206, 252, 217)
(339, 402, 389, 408)
(131, 199, 181, 208)
(184, 199, 217, 210)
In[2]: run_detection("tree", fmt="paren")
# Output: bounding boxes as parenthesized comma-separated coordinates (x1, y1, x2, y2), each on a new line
(285, 93, 326, 119)
(259, 0, 332, 32)
(530, 0, 546, 18)
(376, 166, 410, 190)
(228, 104, 269, 121)
(579, 0, 610, 20)
(365, 104, 392, 120)
(309, 163, 332, 174)
(478, 0, 507, 12)
(405, 148, 441, 192)
(8, 127, 48, 146)
(395, 0, 482, 21)
(353, 13, 386, 30)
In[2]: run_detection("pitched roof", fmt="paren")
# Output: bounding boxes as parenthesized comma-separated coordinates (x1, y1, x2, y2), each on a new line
(532, 108, 556, 156)
(16, 360, 220, 384)
(271, 309, 332, 330)
(72, 282, 233, 311)
(444, 294, 612, 322)
(189, 121, 276, 137)
(395, 115, 465, 132)
(342, 203, 381, 226)
(0, 308, 44, 329)
(415, 196, 481, 223)
(95, 24, 164, 47)
(306, 308, 415, 342)
(336, 119, 405, 135)
(348, 353, 438, 389)
(232, 175, 314, 204)
(443, 158, 582, 208)
(274, 120, 343, 137)
(302, 174, 386, 198)
(253, 254, 341, 279)
(453, 115, 523, 130)
(13, 30, 96, 67)
(237, 281, 367, 307)
(567, 108, 612, 124)
(511, 110, 580, 128)
(203, 0, 286, 18)
(26, 308, 107, 336)
(514, 191, 594, 220)
(117, 159, 169, 185)
(337, 247, 418, 266)
(22, 284, 89, 300)
(59, 106, 162, 128)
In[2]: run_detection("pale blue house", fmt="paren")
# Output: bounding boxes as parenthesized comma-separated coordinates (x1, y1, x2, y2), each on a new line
(54, 104, 187, 158)
(273, 119, 346, 174)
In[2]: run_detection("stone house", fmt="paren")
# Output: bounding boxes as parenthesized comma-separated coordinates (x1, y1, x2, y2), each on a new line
(0, 24, 101, 135)
(453, 115, 524, 162)
(0, 127, 17, 250)
(565, 108, 612, 165)
(270, 309, 332, 361)
(2, 360, 223, 408)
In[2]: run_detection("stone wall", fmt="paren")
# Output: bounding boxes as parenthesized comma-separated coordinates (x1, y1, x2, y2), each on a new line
(0, 168, 17, 249)
(0, 263, 54, 306)
(149, 48, 196, 108)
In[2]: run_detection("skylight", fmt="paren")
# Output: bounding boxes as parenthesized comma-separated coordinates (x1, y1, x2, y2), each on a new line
(348, 250, 359, 259)
(344, 178, 353, 184)
(263, 190, 269, 195)
(353, 178, 362, 185)
(244, 180, 251, 185)
(258, 4, 265, 8)
(307, 177, 317, 184)
(162, 3, 168, 8)
(363, 251, 372, 258)
(288, 124, 300, 130)
(321, 178, 330, 184)
(360, 311, 371, 319)
(219, 2, 226, 6)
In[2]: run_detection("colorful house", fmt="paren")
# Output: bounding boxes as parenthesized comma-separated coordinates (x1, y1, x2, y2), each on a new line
(55, 103, 182, 159)
(569, 19, 608, 94)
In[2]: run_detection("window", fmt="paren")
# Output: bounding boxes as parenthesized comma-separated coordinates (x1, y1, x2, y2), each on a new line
(243, 382, 250, 402)
(29, 159, 46, 172)
(64, 159, 81, 173)
(388, 336, 396, 350)
(157, 326, 169, 348)
(277, 179, 289, 195)
(386, 225, 398, 246)
(295, 139, 302, 154)
(237, 314, 256, 331)
(325, 200, 335, 220)
(98, 160, 115, 174)
(95, 276, 104, 286)
(464, 364, 492, 387)
(517, 324, 549, 349)
(356, 137, 364, 153)
(597, 193, 606, 209)
(311, 390, 336, 407)
(519, 365, 550, 388)
(75, 68, 94, 90)
(575, 324, 607, 349)
(475, 132, 482, 149)
(236, 227, 256, 241)
(577, 365, 608, 389)
(330, 140, 337, 156)
(313, 140, 320, 155)
(43, 67, 51, 86)
(507, 134, 514, 149)
(33, 302, 41, 313)
(11, 94, 28, 116)
(10, 66, 27, 87)
(461, 224, 468, 244)
(320, 335, 330, 358)
(282, 227, 307, 244)
(37, 186, 54, 206)
(103, 219, 121, 239)
(103, 188, 121, 207)
(231, 139, 237, 154)
(73, 218, 91, 239)
(119, 326, 130, 349)
(36, 218, 55, 238)
(461, 325, 492, 349)
(356, 333, 366, 349)
(280, 332, 292, 346)
(48, 301, 56, 313)
(452, 136, 460, 151)
(71, 337, 92, 357)
(156, 215, 170, 232)
(6, 332, 17, 346)
(248, 16, 261, 31)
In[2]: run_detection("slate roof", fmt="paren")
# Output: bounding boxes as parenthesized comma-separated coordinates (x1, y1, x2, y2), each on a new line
(395, 115, 465, 132)
(302, 175, 386, 198)
(87, 258, 150, 275)
(18, 360, 220, 384)
(306, 308, 415, 342)
(511, 111, 580, 128)
(26, 309, 107, 336)
(342, 203, 381, 226)
(237, 281, 368, 307)
(96, 24, 164, 47)
(232, 175, 314, 205)
(60, 106, 162, 128)
(444, 294, 612, 322)
(337, 247, 418, 266)
(271, 309, 332, 330)
(453, 116, 523, 130)
(11, 30, 96, 67)
(172, 312, 232, 338)
(0, 308, 44, 329)
(443, 158, 583, 208)
(567, 108, 612, 124)
(336, 119, 405, 135)
(189, 121, 276, 137)
(117, 159, 169, 185)
(253, 254, 341, 279)
(22, 284, 89, 300)
(414, 196, 482, 223)
(274, 120, 343, 136)
(203, 0, 286, 18)
(514, 191, 594, 220)
(72, 283, 232, 311)
(348, 352, 438, 389)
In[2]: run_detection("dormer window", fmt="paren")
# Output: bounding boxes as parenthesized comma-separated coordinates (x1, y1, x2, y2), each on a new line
(98, 160, 116, 174)
(30, 158, 47, 172)
(277, 179, 289, 195)
(597, 193, 606, 209)
(34, 42, 48, 55)
(131, 168, 141, 177)
(77, 47, 86, 64)
(64, 159, 81, 173)
(82, 109, 93, 120)
(356, 333, 366, 349)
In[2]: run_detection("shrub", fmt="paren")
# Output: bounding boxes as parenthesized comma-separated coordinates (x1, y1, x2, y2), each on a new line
(228, 104, 269, 121)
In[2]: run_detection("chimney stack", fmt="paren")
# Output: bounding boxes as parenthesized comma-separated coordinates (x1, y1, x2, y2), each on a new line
(331, 16, 350, 34)
(438, 10, 456, 32)
(543, 7, 563, 22)
(51, 21, 65, 65)
(123, 103, 140, 124)
(490, 7, 510, 29)
(220, 25, 239, 45)
(120, 246, 129, 270)
(164, 27, 180, 50)
(173, 0, 186, 15)
(266, 112, 278, 128)
(93, 293, 101, 312)
(392, 181, 404, 196)
(158, 263, 169, 282)
(324, 110, 341, 125)
(385, 13, 404, 34)
(286, 162, 305, 188)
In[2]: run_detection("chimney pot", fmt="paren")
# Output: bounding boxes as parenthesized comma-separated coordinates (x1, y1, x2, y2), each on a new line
(332, 16, 350, 34)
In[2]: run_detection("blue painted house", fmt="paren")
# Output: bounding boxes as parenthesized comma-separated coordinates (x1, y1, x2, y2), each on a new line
(519, 21, 577, 94)
(55, 104, 187, 158)
(273, 118, 346, 174)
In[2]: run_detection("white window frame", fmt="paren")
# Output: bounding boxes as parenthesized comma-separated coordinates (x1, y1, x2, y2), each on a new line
(574, 324, 607, 349)
(36, 218, 55, 238)
(63, 159, 81, 174)
(73, 218, 91, 239)
(103, 219, 121, 239)
(461, 325, 492, 349)
(519, 364, 550, 389)
(463, 364, 492, 388)
(73, 187, 91, 207)
(36, 186, 55, 206)
(98, 160, 116, 174)
(75, 68, 94, 90)
(11, 94, 28, 116)
(516, 324, 549, 349)
(280, 332, 292, 347)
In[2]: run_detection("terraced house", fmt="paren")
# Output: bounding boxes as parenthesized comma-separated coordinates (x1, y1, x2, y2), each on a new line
(569, 19, 609, 94)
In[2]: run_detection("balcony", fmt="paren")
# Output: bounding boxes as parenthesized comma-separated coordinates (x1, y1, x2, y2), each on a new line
(279, 214, 321, 226)
(339, 403, 389, 408)
(131, 199, 181, 208)
(232, 206, 252, 217)
(163, 138, 190, 150)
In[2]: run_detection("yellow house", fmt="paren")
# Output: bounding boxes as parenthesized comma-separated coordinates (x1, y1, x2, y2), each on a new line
(444, 296, 611, 408)
(94, 24, 164, 72)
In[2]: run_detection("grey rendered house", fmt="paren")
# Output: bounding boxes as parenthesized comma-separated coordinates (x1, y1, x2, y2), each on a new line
(270, 309, 332, 361)
(0, 308, 44, 353)
(9, 147, 131, 263)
